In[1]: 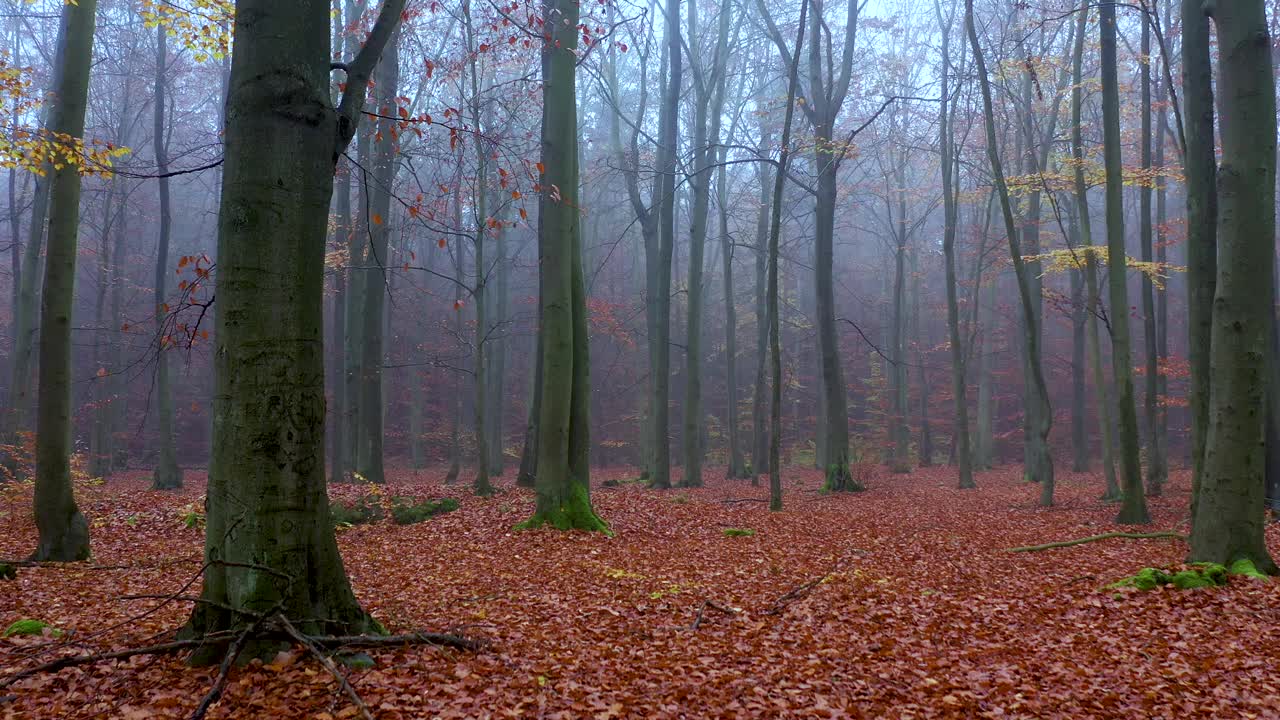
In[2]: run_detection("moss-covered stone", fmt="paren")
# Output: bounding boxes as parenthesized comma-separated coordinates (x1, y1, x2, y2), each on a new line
(329, 496, 384, 526)
(1227, 557, 1270, 580)
(1110, 563, 1232, 591)
(722, 528, 756, 537)
(4, 619, 61, 637)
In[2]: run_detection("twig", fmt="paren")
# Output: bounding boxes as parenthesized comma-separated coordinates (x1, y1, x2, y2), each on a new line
(721, 498, 769, 505)
(1004, 531, 1186, 553)
(189, 624, 257, 720)
(0, 633, 239, 690)
(689, 600, 738, 630)
(275, 615, 374, 720)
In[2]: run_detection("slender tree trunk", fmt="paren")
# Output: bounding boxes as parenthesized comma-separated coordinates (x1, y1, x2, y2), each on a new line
(151, 26, 183, 490)
(936, 0, 974, 488)
(1071, 0, 1118, 498)
(1188, 0, 1278, 573)
(719, 145, 747, 479)
(967, 0, 1054, 503)
(1139, 6, 1165, 497)
(31, 0, 97, 562)
(1182, 0, 1216, 528)
(1101, 0, 1149, 524)
(750, 124, 772, 487)
(889, 147, 910, 474)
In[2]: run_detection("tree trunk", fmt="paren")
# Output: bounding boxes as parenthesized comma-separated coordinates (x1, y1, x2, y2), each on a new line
(1188, 0, 1278, 573)
(1182, 0, 1216, 529)
(1071, 0, 1118, 499)
(1139, 6, 1166, 497)
(967, 0, 1054, 503)
(31, 0, 97, 562)
(936, 0, 974, 488)
(184, 0, 404, 662)
(151, 26, 183, 490)
(750, 123, 772, 487)
(1101, 0, 1149, 524)
(518, 0, 606, 531)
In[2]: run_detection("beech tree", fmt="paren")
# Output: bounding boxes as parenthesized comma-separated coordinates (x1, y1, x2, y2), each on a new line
(184, 0, 405, 660)
(31, 0, 97, 561)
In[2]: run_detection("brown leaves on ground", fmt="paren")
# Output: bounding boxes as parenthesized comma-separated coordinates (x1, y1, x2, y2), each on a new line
(2, 465, 1279, 718)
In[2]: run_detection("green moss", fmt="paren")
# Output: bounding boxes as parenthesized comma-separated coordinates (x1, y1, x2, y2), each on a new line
(1228, 558, 1270, 580)
(389, 497, 458, 525)
(722, 527, 756, 537)
(1170, 570, 1216, 589)
(1111, 564, 1232, 592)
(4, 619, 61, 637)
(515, 482, 611, 534)
(669, 492, 691, 505)
(329, 496, 384, 526)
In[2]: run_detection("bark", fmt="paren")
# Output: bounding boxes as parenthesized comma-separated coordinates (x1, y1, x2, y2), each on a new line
(1188, 0, 1278, 573)
(1139, 6, 1166, 496)
(184, 0, 405, 662)
(1071, 0, 1118, 499)
(718, 139, 747, 479)
(518, 0, 606, 531)
(750, 122, 773, 487)
(1182, 0, 1216, 528)
(937, 0, 972, 488)
(353, 34, 397, 487)
(888, 141, 911, 474)
(151, 26, 183, 490)
(1101, 0, 1149, 524)
(966, 0, 1054, 503)
(464, 6, 493, 496)
(760, 0, 808, 511)
(31, 0, 96, 562)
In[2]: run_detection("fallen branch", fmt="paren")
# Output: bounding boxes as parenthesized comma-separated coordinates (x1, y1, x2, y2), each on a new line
(721, 498, 769, 505)
(1004, 531, 1186, 553)
(309, 630, 485, 652)
(190, 622, 259, 720)
(689, 600, 738, 631)
(0, 633, 240, 690)
(276, 615, 374, 720)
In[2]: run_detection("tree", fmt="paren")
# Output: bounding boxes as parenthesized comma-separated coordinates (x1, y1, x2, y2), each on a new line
(516, 0, 606, 532)
(1182, 0, 1215, 526)
(935, 0, 973, 490)
(150, 25, 183, 490)
(1100, 0, 1148, 524)
(1070, 0, 1118, 499)
(184, 0, 405, 662)
(1138, 2, 1165, 495)
(1188, 0, 1278, 574)
(759, 0, 807, 511)
(31, 0, 98, 561)
(966, 0, 1053, 505)
(758, 0, 861, 492)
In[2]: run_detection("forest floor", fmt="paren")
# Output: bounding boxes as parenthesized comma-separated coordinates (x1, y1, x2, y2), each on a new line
(2, 464, 1279, 719)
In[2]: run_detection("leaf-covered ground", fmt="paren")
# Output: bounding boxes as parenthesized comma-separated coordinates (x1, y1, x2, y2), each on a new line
(2, 465, 1278, 718)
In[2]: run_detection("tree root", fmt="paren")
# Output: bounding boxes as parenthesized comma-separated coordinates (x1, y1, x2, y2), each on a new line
(1004, 531, 1186, 553)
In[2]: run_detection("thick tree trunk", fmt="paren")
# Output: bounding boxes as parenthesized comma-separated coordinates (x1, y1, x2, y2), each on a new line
(1101, 0, 1149, 524)
(151, 27, 183, 490)
(518, 0, 606, 531)
(31, 0, 97, 562)
(185, 0, 404, 661)
(1189, 0, 1278, 573)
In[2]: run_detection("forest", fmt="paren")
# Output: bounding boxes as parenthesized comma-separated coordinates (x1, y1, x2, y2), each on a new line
(0, 0, 1279, 716)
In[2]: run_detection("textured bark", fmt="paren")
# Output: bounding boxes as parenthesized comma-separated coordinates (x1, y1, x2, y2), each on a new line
(1101, 0, 1149, 524)
(1188, 0, 1278, 573)
(518, 0, 606, 531)
(1182, 0, 1216, 528)
(31, 0, 96, 562)
(151, 26, 183, 491)
(967, 0, 1054, 503)
(184, 0, 404, 661)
